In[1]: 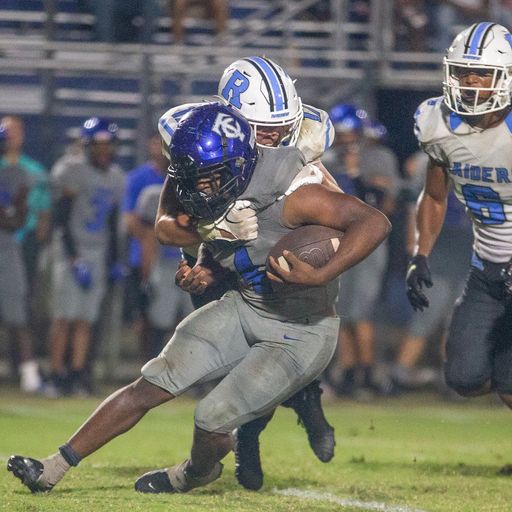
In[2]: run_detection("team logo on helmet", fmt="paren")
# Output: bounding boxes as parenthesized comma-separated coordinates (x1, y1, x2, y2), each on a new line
(212, 113, 246, 142)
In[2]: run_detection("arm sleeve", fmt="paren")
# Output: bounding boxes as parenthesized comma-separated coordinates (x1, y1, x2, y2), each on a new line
(107, 206, 119, 265)
(54, 195, 77, 259)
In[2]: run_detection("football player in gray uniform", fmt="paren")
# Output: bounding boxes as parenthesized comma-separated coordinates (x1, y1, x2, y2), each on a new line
(47, 118, 125, 396)
(135, 184, 193, 356)
(7, 103, 390, 495)
(407, 23, 512, 407)
(158, 56, 339, 490)
(0, 123, 44, 393)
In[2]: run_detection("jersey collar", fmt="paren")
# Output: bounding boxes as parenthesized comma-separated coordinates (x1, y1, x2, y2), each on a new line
(448, 109, 512, 134)
(449, 111, 464, 131)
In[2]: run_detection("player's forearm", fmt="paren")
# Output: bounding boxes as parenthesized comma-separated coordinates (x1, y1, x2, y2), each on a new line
(319, 207, 391, 283)
(154, 212, 201, 247)
(414, 190, 447, 257)
(155, 176, 201, 246)
(35, 210, 51, 243)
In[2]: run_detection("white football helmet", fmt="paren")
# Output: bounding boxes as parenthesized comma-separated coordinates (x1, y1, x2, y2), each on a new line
(218, 56, 303, 146)
(443, 23, 512, 115)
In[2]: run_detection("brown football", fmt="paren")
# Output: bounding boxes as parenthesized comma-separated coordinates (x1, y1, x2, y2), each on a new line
(266, 225, 344, 274)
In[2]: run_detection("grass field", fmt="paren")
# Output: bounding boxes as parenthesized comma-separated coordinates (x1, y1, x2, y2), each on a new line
(1, 386, 511, 512)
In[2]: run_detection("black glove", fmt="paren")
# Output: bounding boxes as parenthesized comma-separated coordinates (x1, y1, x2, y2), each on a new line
(406, 255, 433, 312)
(501, 258, 512, 296)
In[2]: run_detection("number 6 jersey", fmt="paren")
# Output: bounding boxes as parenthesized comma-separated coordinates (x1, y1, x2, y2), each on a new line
(414, 96, 512, 263)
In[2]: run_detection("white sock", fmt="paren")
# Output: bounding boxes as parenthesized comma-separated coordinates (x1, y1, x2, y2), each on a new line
(39, 452, 71, 488)
(19, 360, 42, 393)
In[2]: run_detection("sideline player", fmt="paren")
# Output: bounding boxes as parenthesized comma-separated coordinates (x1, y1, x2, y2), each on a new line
(0, 123, 43, 392)
(157, 56, 339, 490)
(135, 183, 193, 357)
(7, 103, 390, 495)
(122, 134, 168, 360)
(406, 23, 512, 407)
(46, 118, 125, 396)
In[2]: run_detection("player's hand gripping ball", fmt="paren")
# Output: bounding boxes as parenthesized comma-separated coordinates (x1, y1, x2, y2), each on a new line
(266, 225, 344, 291)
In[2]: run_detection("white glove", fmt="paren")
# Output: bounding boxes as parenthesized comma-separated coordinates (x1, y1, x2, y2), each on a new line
(196, 200, 258, 242)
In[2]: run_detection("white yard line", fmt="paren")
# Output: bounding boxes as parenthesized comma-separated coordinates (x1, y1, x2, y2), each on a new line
(274, 488, 429, 512)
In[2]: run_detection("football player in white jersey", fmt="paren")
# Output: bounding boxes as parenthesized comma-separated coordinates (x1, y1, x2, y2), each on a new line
(156, 56, 339, 491)
(407, 23, 512, 408)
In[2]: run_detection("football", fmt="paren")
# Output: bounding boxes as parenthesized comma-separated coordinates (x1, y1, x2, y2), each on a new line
(266, 225, 344, 274)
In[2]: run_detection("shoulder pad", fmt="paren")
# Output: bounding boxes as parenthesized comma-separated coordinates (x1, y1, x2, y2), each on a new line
(413, 97, 455, 165)
(282, 163, 323, 197)
(158, 102, 202, 158)
(413, 97, 445, 144)
(297, 104, 334, 162)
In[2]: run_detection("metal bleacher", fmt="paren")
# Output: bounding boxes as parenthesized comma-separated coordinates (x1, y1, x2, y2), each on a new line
(0, 0, 445, 170)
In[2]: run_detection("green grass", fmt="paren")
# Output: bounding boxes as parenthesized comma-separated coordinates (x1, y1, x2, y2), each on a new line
(1, 387, 511, 512)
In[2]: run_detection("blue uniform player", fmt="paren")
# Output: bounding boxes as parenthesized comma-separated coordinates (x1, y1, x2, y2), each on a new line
(407, 23, 512, 408)
(7, 103, 390, 495)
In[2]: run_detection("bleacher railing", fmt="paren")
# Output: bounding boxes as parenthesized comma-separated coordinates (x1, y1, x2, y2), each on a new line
(0, 0, 445, 166)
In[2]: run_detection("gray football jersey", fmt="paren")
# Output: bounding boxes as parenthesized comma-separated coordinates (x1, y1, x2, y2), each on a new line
(206, 146, 339, 320)
(0, 164, 31, 249)
(415, 97, 512, 263)
(136, 183, 161, 225)
(51, 154, 125, 256)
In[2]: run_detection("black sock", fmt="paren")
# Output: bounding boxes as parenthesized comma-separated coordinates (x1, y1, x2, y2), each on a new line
(362, 366, 374, 387)
(59, 443, 82, 467)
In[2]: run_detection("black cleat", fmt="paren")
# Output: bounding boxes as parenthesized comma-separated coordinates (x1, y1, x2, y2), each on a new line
(7, 455, 52, 493)
(234, 414, 273, 491)
(284, 380, 335, 463)
(135, 469, 175, 493)
(135, 460, 223, 494)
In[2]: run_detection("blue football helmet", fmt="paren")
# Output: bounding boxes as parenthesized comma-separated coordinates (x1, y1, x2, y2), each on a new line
(364, 119, 388, 142)
(329, 103, 367, 133)
(168, 102, 258, 220)
(81, 117, 119, 143)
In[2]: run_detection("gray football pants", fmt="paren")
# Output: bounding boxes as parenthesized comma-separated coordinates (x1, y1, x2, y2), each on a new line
(141, 290, 339, 433)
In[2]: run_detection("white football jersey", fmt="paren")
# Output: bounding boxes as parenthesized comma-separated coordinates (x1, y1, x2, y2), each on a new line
(415, 96, 512, 263)
(296, 104, 334, 162)
(158, 100, 334, 164)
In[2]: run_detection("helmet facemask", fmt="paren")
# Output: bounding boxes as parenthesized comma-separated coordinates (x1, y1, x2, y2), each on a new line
(250, 105, 303, 148)
(443, 60, 512, 115)
(169, 156, 255, 220)
(442, 23, 512, 116)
